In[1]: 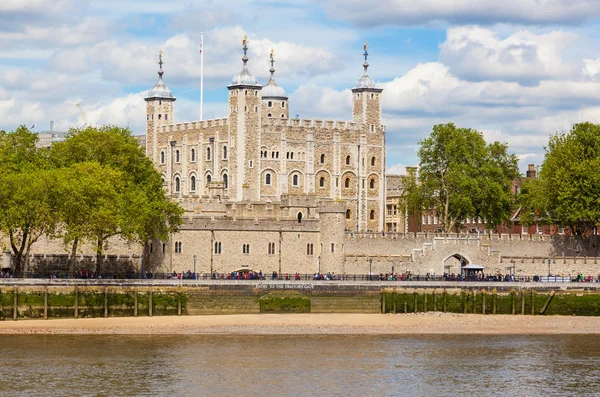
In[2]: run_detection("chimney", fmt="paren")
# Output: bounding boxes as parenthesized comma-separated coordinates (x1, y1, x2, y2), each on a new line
(50, 121, 54, 132)
(526, 164, 536, 179)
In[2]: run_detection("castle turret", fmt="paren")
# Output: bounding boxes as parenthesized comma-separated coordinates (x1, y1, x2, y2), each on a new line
(145, 51, 176, 164)
(261, 49, 288, 121)
(351, 43, 385, 233)
(351, 42, 382, 127)
(228, 36, 262, 201)
(318, 201, 346, 273)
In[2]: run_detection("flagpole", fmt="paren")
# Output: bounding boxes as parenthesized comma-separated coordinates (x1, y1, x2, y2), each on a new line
(200, 31, 204, 121)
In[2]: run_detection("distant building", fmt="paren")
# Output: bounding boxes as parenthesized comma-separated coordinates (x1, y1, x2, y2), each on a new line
(35, 121, 66, 149)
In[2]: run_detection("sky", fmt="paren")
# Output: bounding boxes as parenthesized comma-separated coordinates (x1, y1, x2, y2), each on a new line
(3, 0, 600, 174)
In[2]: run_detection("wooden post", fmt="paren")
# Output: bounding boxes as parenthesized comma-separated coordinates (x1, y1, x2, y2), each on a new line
(521, 290, 525, 315)
(104, 287, 108, 318)
(424, 292, 428, 312)
(493, 291, 497, 315)
(0, 288, 3, 321)
(13, 287, 17, 320)
(413, 291, 418, 313)
(134, 291, 138, 317)
(530, 290, 535, 315)
(443, 290, 447, 313)
(392, 290, 397, 314)
(403, 293, 407, 313)
(472, 290, 476, 313)
(511, 291, 516, 315)
(463, 292, 467, 314)
(149, 291, 153, 317)
(539, 291, 555, 315)
(44, 289, 48, 320)
(382, 293, 386, 314)
(177, 292, 182, 316)
(74, 288, 79, 319)
(433, 290, 437, 312)
(482, 290, 486, 315)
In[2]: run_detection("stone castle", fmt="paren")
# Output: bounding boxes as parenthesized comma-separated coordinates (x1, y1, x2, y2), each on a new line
(142, 39, 388, 274)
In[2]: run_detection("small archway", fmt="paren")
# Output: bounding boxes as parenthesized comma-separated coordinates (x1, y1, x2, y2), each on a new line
(297, 212, 303, 223)
(442, 253, 470, 276)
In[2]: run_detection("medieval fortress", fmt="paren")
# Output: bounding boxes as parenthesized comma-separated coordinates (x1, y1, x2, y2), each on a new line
(7, 40, 600, 278)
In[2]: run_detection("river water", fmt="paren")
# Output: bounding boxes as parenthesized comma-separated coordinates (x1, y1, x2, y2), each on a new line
(0, 334, 599, 396)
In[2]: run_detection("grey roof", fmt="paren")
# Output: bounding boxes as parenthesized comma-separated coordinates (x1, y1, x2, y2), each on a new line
(231, 65, 260, 86)
(356, 72, 376, 89)
(262, 78, 286, 98)
(146, 76, 174, 100)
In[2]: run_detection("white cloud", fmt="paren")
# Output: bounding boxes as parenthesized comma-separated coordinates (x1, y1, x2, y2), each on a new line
(387, 163, 409, 175)
(321, 0, 600, 26)
(440, 26, 580, 83)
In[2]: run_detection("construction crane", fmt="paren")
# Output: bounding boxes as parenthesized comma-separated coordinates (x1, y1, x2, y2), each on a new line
(76, 103, 88, 126)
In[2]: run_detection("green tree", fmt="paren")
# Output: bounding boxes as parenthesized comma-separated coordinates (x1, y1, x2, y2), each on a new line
(51, 162, 124, 272)
(405, 123, 519, 233)
(519, 122, 600, 234)
(0, 126, 55, 273)
(51, 125, 182, 270)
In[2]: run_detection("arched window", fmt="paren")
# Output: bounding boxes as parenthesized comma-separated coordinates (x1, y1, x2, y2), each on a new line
(293, 174, 299, 186)
(223, 173, 228, 189)
(282, 102, 286, 108)
(158, 114, 162, 120)
(319, 177, 325, 187)
(191, 148, 196, 162)
(165, 114, 168, 120)
(265, 173, 271, 185)
(190, 175, 196, 192)
(346, 155, 350, 165)
(297, 212, 302, 223)
(175, 177, 180, 192)
(290, 152, 294, 160)
(160, 151, 165, 164)
(345, 178, 350, 188)
(206, 174, 211, 183)
(268, 101, 272, 108)
(320, 154, 325, 164)
(281, 114, 285, 118)
(267, 113, 272, 118)
(175, 150, 180, 163)
(370, 178, 375, 189)
(207, 147, 211, 160)
(346, 209, 351, 219)
(370, 210, 375, 220)
(223, 146, 227, 159)
(272, 151, 275, 158)
(371, 156, 375, 166)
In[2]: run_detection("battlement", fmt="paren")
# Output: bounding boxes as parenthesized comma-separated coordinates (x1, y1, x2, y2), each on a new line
(263, 118, 363, 132)
(280, 194, 318, 208)
(158, 118, 229, 134)
(181, 215, 321, 232)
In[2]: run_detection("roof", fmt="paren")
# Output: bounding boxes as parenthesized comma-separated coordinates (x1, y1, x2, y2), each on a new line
(462, 264, 485, 270)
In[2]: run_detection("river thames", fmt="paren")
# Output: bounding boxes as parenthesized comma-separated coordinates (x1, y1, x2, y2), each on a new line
(1, 334, 598, 396)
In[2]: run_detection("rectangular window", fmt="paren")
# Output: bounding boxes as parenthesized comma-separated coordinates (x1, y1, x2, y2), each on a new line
(422, 215, 426, 224)
(434, 215, 439, 224)
(393, 206, 397, 215)
(522, 224, 527, 234)
(249, 160, 253, 168)
(537, 224, 543, 234)
(331, 243, 335, 253)
(387, 205, 392, 216)
(558, 227, 564, 235)
(427, 215, 432, 225)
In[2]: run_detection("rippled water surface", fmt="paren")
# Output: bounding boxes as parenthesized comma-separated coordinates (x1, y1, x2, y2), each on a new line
(1, 334, 599, 396)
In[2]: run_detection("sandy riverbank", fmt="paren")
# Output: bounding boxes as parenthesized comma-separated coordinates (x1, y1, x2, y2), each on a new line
(0, 313, 599, 335)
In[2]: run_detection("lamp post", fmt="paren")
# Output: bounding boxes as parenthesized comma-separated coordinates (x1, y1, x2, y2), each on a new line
(194, 255, 197, 280)
(369, 258, 372, 281)
(547, 258, 551, 277)
(318, 255, 321, 276)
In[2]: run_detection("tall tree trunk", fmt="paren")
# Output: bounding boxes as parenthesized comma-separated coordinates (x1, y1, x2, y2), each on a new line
(96, 237, 103, 275)
(69, 238, 79, 275)
(9, 229, 27, 276)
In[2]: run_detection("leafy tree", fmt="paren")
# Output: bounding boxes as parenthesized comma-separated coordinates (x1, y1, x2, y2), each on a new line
(51, 162, 123, 271)
(403, 123, 519, 233)
(519, 122, 600, 234)
(51, 125, 182, 270)
(0, 126, 55, 273)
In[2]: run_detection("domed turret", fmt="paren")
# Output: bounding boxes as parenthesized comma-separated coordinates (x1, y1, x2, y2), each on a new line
(262, 49, 287, 99)
(355, 42, 376, 89)
(229, 36, 261, 88)
(146, 51, 175, 100)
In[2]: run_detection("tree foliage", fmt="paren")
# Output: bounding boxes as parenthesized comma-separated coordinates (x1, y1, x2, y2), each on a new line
(0, 125, 183, 275)
(403, 123, 519, 233)
(519, 122, 600, 233)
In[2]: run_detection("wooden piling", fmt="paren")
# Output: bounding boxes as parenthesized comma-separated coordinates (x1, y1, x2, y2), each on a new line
(482, 290, 486, 315)
(511, 291, 516, 315)
(74, 288, 79, 319)
(521, 290, 525, 315)
(134, 291, 138, 317)
(104, 287, 108, 318)
(149, 291, 153, 317)
(433, 290, 437, 312)
(44, 289, 48, 320)
(413, 291, 418, 313)
(13, 287, 17, 320)
(424, 293, 428, 312)
(492, 291, 497, 314)
(177, 292, 182, 316)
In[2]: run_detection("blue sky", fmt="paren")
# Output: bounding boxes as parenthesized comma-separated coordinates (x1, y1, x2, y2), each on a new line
(3, 1, 600, 174)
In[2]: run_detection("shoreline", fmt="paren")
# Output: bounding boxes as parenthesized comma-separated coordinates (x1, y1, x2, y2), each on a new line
(0, 313, 599, 335)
